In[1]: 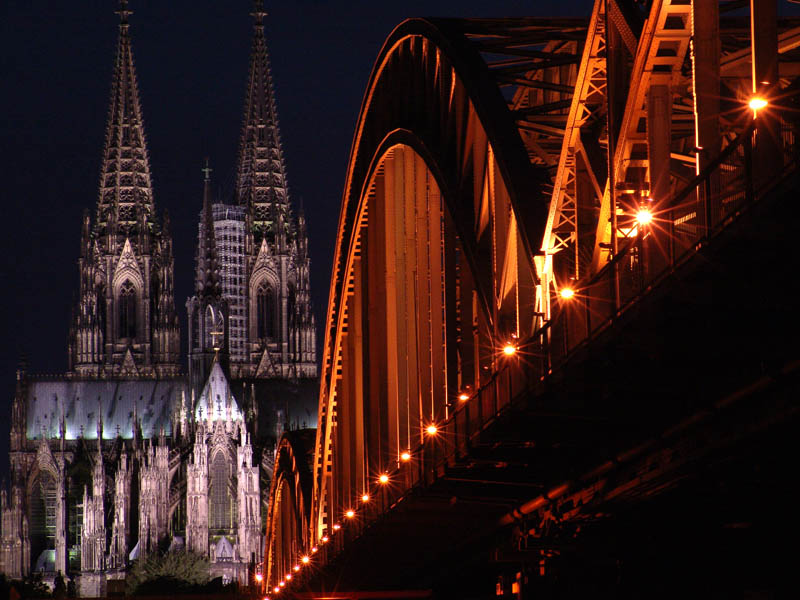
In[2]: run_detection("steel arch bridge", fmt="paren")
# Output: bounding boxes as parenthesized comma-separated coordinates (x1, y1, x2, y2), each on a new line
(265, 1, 800, 596)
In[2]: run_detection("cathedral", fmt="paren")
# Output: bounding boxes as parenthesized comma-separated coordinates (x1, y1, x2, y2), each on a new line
(0, 1, 318, 594)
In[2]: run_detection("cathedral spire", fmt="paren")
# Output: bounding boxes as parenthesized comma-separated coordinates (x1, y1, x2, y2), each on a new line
(235, 0, 291, 244)
(96, 0, 155, 247)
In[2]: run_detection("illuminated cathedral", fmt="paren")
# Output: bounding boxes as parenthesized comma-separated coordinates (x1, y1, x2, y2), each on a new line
(0, 2, 317, 593)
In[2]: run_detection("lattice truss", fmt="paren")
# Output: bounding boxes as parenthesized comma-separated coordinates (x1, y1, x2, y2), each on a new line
(464, 1, 800, 291)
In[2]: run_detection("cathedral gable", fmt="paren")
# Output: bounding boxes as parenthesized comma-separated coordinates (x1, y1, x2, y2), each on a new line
(113, 238, 143, 288)
(195, 361, 243, 423)
(35, 438, 61, 478)
(254, 348, 279, 378)
(120, 348, 139, 377)
(252, 238, 274, 272)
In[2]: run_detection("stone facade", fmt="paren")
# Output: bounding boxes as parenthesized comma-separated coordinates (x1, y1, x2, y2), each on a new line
(0, 2, 319, 592)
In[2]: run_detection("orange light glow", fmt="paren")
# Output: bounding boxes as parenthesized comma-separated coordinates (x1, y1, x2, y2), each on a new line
(635, 208, 653, 226)
(345, 509, 355, 519)
(255, 573, 264, 583)
(400, 451, 411, 462)
(560, 287, 575, 300)
(749, 96, 768, 112)
(361, 493, 370, 503)
(378, 473, 389, 484)
(293, 565, 300, 572)
(502, 343, 517, 356)
(311, 546, 318, 553)
(301, 555, 310, 564)
(285, 574, 292, 581)
(274, 587, 281, 593)
(332, 523, 341, 531)
(321, 535, 329, 543)
(458, 392, 469, 401)
(279, 581, 285, 588)
(426, 424, 438, 435)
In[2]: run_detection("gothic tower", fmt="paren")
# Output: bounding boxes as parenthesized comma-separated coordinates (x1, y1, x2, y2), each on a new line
(69, 0, 180, 379)
(235, 1, 317, 380)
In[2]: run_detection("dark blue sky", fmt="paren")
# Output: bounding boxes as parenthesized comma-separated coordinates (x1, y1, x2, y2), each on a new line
(0, 1, 595, 473)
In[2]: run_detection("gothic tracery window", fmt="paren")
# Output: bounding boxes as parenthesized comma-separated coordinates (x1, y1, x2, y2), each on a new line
(119, 280, 137, 339)
(256, 282, 275, 340)
(210, 452, 232, 531)
(30, 471, 57, 563)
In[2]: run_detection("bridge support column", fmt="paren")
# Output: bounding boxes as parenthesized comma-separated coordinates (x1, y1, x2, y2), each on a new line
(692, 0, 721, 230)
(750, 0, 781, 186)
(647, 81, 671, 275)
(692, 0, 721, 169)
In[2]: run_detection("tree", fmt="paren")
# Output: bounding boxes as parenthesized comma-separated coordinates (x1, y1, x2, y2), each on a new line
(126, 549, 211, 596)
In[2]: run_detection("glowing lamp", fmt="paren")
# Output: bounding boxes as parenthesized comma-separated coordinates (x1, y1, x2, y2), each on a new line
(332, 523, 341, 531)
(255, 573, 264, 583)
(285, 574, 292, 581)
(301, 555, 310, 564)
(749, 97, 768, 112)
(279, 581, 285, 588)
(635, 209, 653, 226)
(293, 565, 300, 572)
(458, 392, 469, 401)
(321, 535, 329, 543)
(345, 509, 355, 519)
(426, 424, 438, 435)
(311, 546, 318, 553)
(560, 287, 575, 300)
(502, 343, 517, 356)
(400, 451, 411, 462)
(274, 587, 281, 593)
(378, 473, 389, 484)
(361, 493, 370, 503)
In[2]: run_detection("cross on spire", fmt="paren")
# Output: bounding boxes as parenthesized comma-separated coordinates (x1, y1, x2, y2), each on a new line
(202, 158, 213, 182)
(116, 0, 132, 26)
(251, 0, 267, 25)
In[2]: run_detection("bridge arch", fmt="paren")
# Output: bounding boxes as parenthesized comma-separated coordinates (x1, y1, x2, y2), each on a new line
(312, 18, 550, 544)
(264, 430, 314, 587)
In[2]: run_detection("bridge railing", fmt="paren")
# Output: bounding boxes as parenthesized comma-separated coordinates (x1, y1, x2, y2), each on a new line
(441, 115, 797, 471)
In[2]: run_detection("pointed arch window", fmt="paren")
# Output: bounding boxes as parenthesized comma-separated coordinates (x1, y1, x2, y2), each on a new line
(210, 452, 232, 531)
(287, 285, 296, 330)
(119, 280, 137, 339)
(97, 285, 107, 332)
(256, 282, 275, 340)
(30, 471, 57, 562)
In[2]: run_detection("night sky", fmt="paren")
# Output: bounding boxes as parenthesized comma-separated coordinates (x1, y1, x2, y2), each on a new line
(0, 0, 595, 474)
